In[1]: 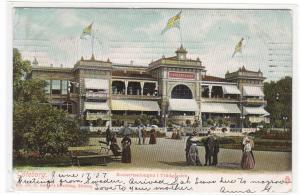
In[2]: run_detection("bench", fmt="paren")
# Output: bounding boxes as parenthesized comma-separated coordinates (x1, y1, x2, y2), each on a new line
(68, 145, 110, 166)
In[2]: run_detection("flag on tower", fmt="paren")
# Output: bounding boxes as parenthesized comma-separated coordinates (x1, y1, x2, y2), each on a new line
(232, 38, 244, 57)
(80, 22, 93, 39)
(161, 11, 182, 35)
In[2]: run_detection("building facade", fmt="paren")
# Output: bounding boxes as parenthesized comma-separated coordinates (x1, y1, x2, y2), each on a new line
(30, 46, 269, 129)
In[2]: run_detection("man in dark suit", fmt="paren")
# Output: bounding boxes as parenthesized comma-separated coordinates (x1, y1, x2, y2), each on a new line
(204, 131, 214, 166)
(212, 136, 220, 166)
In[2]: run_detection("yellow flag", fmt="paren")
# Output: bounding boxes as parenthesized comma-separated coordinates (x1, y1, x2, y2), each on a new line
(232, 38, 244, 57)
(80, 22, 93, 39)
(161, 11, 181, 35)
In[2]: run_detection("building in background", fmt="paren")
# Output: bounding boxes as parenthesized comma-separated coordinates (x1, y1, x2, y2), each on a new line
(30, 45, 269, 130)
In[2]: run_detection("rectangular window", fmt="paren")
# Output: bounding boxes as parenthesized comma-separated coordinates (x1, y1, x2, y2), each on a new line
(44, 80, 50, 94)
(61, 80, 68, 95)
(51, 80, 61, 95)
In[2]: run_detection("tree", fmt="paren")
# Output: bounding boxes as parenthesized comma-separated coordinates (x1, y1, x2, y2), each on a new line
(14, 102, 87, 156)
(150, 118, 159, 126)
(134, 118, 142, 126)
(95, 118, 103, 126)
(264, 77, 292, 128)
(13, 48, 46, 102)
(192, 120, 200, 127)
(13, 48, 88, 157)
(140, 114, 149, 125)
(207, 119, 214, 126)
(185, 119, 191, 126)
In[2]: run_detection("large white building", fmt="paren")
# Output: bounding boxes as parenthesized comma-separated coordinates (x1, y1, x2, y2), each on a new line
(31, 45, 269, 129)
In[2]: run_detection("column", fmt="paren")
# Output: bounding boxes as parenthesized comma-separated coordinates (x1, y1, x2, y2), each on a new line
(141, 81, 144, 96)
(125, 80, 128, 95)
(154, 82, 158, 96)
(208, 85, 212, 98)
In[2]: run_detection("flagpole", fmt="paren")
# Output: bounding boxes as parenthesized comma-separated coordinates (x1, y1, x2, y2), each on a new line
(91, 33, 95, 56)
(179, 27, 183, 45)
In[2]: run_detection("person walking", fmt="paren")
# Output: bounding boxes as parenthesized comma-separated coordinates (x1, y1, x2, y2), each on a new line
(204, 132, 214, 166)
(110, 133, 121, 156)
(188, 142, 202, 166)
(212, 135, 220, 166)
(185, 135, 193, 165)
(121, 135, 132, 163)
(149, 128, 157, 144)
(241, 138, 255, 169)
(137, 125, 143, 145)
(105, 126, 112, 146)
(242, 135, 255, 164)
(142, 128, 147, 144)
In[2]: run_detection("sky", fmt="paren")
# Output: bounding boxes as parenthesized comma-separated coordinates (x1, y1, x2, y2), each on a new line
(13, 8, 293, 81)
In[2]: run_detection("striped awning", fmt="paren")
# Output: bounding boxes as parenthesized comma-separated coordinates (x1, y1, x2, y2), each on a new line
(201, 102, 241, 114)
(84, 78, 109, 90)
(84, 102, 109, 110)
(168, 99, 199, 112)
(111, 100, 160, 111)
(243, 106, 269, 116)
(222, 85, 241, 95)
(243, 86, 264, 97)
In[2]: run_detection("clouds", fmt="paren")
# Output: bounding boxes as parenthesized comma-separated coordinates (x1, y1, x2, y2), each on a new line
(13, 8, 293, 80)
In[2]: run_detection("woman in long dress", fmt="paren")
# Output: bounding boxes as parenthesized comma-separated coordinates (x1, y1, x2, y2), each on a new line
(110, 134, 121, 156)
(188, 142, 202, 166)
(121, 135, 132, 163)
(241, 139, 255, 169)
(149, 128, 157, 144)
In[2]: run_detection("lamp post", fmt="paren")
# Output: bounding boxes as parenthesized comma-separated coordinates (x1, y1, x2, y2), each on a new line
(164, 113, 168, 128)
(240, 115, 246, 131)
(224, 115, 230, 127)
(282, 116, 288, 132)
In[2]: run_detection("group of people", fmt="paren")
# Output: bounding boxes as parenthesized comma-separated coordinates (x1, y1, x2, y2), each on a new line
(105, 126, 255, 169)
(105, 127, 132, 163)
(171, 129, 182, 140)
(137, 126, 157, 145)
(185, 131, 255, 170)
(105, 126, 158, 164)
(185, 131, 219, 166)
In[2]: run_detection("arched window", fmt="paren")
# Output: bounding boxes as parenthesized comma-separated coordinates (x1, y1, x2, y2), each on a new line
(171, 84, 193, 99)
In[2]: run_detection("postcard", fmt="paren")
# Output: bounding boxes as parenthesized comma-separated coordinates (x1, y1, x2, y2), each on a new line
(10, 2, 293, 193)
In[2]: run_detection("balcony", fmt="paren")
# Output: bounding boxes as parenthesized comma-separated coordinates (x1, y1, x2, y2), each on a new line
(248, 116, 270, 123)
(202, 97, 239, 103)
(243, 98, 267, 105)
(112, 94, 160, 100)
(169, 115, 196, 120)
(86, 113, 110, 121)
(85, 92, 108, 100)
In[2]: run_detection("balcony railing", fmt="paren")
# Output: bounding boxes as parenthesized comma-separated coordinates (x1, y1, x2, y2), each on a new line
(202, 97, 239, 103)
(85, 92, 108, 99)
(243, 98, 266, 104)
(112, 94, 160, 100)
(248, 116, 270, 123)
(169, 115, 196, 120)
(86, 113, 110, 120)
(80, 126, 166, 133)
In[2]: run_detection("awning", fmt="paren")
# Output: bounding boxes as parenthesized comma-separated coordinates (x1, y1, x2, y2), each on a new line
(84, 102, 109, 110)
(168, 99, 199, 112)
(243, 106, 269, 116)
(84, 78, 109, 90)
(243, 86, 264, 97)
(222, 85, 241, 95)
(111, 100, 160, 112)
(201, 102, 241, 114)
